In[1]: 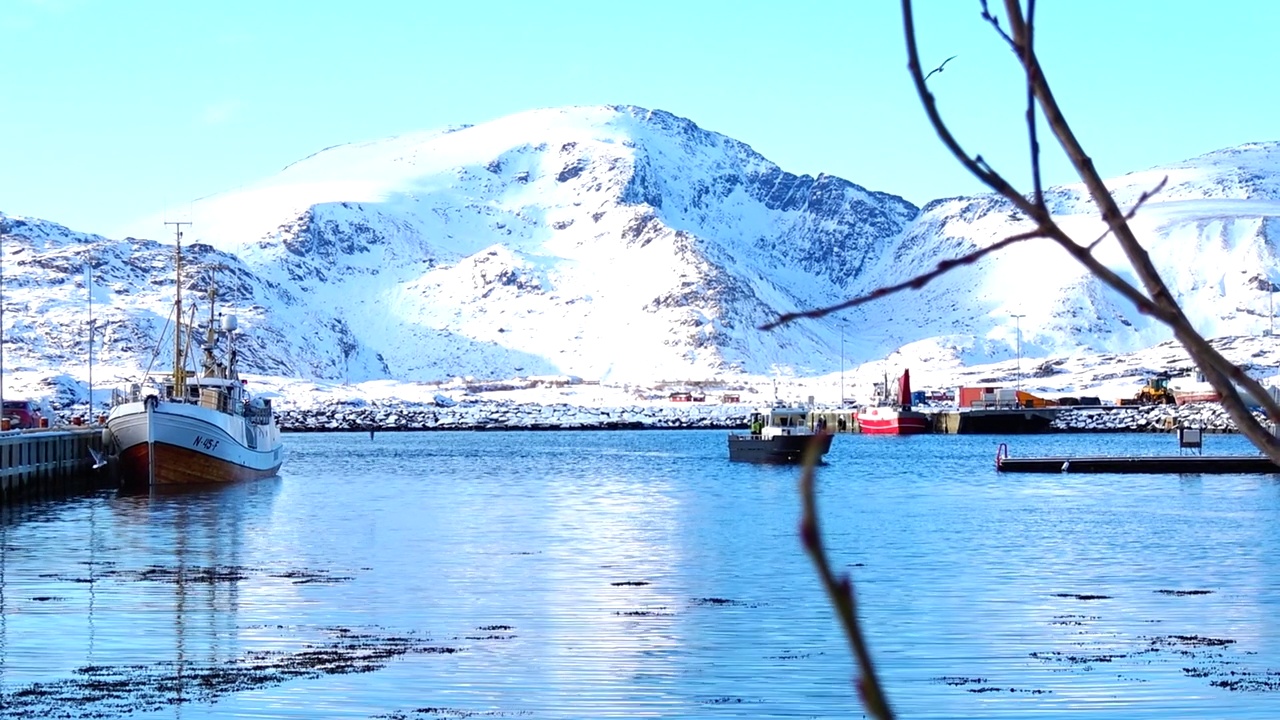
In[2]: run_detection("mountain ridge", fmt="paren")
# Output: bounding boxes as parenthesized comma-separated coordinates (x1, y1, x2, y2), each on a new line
(2, 104, 1278, 406)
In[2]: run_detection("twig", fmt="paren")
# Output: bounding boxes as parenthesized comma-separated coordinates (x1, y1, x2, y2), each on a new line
(978, 0, 1015, 47)
(1087, 176, 1168, 250)
(798, 432, 894, 720)
(760, 228, 1044, 330)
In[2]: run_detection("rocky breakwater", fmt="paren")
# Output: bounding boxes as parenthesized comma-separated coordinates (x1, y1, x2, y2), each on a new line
(276, 397, 752, 432)
(1052, 403, 1276, 433)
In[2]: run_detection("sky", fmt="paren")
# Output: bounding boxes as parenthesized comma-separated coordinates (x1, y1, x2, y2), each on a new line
(1, 0, 1276, 238)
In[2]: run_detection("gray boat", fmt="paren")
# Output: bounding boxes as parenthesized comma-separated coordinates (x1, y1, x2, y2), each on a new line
(727, 407, 833, 464)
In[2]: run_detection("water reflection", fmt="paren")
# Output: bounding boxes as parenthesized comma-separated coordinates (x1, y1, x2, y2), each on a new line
(2, 432, 1280, 718)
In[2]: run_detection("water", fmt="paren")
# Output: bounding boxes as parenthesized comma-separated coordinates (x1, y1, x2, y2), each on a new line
(3, 430, 1280, 718)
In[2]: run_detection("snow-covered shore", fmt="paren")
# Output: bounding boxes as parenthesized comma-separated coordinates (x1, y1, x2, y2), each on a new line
(267, 394, 1272, 435)
(1049, 403, 1274, 434)
(276, 399, 750, 432)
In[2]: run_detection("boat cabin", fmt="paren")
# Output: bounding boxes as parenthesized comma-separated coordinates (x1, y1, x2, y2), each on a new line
(748, 407, 814, 439)
(114, 373, 274, 425)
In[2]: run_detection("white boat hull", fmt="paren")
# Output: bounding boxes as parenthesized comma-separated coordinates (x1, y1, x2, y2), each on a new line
(105, 399, 283, 486)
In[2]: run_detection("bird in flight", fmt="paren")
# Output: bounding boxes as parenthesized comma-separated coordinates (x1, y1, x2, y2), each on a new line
(925, 55, 958, 81)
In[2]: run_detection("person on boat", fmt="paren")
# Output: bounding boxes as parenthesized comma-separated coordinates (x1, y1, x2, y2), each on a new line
(750, 417, 763, 436)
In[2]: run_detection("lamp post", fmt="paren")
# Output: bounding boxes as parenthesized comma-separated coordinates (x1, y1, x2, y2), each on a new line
(1011, 313, 1025, 397)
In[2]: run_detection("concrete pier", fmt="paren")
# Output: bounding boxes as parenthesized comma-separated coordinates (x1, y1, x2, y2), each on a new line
(0, 427, 108, 503)
(933, 407, 1061, 434)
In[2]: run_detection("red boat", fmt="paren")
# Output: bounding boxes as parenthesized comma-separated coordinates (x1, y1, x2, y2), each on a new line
(856, 368, 930, 435)
(1168, 372, 1269, 407)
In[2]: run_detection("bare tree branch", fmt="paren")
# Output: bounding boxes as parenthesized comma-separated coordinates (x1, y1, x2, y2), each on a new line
(797, 433, 894, 720)
(997, 0, 1280, 447)
(792, 6, 1280, 719)
(1022, 0, 1044, 208)
(760, 228, 1044, 330)
(907, 0, 1280, 449)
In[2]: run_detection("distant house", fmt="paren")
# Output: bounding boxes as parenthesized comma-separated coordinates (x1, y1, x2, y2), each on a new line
(669, 391, 693, 402)
(721, 393, 741, 403)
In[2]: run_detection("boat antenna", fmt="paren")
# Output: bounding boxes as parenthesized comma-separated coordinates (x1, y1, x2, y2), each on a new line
(165, 221, 190, 399)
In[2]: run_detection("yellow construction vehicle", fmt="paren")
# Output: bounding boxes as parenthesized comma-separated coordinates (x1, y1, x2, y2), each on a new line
(1135, 374, 1174, 405)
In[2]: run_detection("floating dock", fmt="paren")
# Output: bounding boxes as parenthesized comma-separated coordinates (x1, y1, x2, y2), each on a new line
(995, 443, 1280, 474)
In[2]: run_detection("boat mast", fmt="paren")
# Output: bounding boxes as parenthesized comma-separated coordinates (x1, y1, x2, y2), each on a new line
(165, 221, 190, 398)
(206, 271, 216, 350)
(203, 268, 219, 379)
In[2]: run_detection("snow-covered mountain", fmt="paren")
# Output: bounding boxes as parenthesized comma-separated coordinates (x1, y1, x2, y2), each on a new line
(123, 104, 918, 382)
(866, 141, 1280, 364)
(2, 106, 1279, 405)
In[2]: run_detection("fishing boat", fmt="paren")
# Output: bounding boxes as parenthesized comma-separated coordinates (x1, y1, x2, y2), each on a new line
(103, 222, 284, 487)
(1168, 372, 1220, 406)
(1168, 371, 1278, 407)
(855, 368, 929, 435)
(727, 406, 833, 464)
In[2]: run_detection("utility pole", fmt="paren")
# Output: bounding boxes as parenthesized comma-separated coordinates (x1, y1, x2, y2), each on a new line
(1011, 313, 1025, 397)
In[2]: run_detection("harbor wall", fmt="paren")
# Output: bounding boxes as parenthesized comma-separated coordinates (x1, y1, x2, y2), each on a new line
(0, 428, 108, 504)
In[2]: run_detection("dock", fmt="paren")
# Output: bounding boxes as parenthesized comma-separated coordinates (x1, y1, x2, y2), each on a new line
(1, 427, 109, 502)
(933, 407, 1061, 434)
(997, 454, 1280, 473)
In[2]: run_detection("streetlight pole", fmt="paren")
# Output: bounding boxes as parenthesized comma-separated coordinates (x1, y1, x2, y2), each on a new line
(1011, 313, 1025, 397)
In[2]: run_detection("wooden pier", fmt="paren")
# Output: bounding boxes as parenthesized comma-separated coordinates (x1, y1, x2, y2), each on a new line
(0, 427, 109, 502)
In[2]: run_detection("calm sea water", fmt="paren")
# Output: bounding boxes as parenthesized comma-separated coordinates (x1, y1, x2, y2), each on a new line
(2, 430, 1280, 719)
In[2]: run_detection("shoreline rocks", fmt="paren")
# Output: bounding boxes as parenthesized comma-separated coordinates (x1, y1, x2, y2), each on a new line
(1050, 403, 1273, 434)
(276, 399, 752, 432)
(273, 398, 1276, 435)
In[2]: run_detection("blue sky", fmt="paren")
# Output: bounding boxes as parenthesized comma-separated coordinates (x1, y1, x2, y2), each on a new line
(2, 0, 1275, 237)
